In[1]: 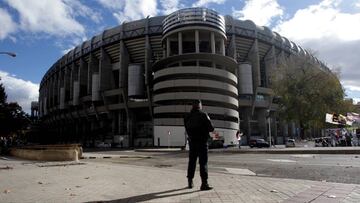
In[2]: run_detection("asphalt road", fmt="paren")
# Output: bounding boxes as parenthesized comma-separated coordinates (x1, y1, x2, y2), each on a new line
(87, 151, 360, 184)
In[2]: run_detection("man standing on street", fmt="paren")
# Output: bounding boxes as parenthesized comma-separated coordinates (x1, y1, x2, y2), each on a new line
(184, 100, 214, 191)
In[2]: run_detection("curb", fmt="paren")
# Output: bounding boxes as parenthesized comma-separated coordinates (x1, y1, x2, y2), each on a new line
(209, 149, 360, 154)
(80, 155, 152, 159)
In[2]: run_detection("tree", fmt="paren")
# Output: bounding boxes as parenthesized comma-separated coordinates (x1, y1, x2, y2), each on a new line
(0, 77, 29, 138)
(271, 54, 349, 138)
(0, 77, 6, 104)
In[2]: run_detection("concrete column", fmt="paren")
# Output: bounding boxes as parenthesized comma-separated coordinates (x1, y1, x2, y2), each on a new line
(166, 38, 170, 57)
(60, 87, 65, 109)
(211, 32, 215, 54)
(58, 70, 64, 107)
(64, 66, 71, 103)
(264, 46, 276, 87)
(272, 115, 278, 144)
(99, 48, 113, 91)
(178, 32, 182, 55)
(119, 40, 129, 88)
(248, 39, 261, 88)
(220, 38, 225, 56)
(87, 55, 99, 95)
(257, 109, 267, 139)
(244, 111, 251, 144)
(145, 34, 153, 118)
(79, 59, 88, 97)
(195, 30, 199, 53)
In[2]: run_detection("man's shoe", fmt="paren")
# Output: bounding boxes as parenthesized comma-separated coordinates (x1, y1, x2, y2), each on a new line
(188, 179, 193, 189)
(200, 183, 213, 191)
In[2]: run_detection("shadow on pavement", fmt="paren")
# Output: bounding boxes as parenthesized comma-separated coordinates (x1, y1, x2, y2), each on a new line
(88, 187, 199, 203)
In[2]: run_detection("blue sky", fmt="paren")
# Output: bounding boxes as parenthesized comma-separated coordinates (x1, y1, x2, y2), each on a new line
(1, 0, 360, 113)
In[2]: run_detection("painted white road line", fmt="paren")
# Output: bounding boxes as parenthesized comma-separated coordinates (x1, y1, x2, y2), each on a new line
(291, 155, 315, 158)
(225, 168, 256, 176)
(267, 159, 296, 163)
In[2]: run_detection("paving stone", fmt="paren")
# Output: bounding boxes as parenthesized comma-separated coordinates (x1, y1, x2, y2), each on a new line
(0, 158, 359, 203)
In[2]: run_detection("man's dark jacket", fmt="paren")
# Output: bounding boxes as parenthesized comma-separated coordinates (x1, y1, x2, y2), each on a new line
(184, 109, 214, 143)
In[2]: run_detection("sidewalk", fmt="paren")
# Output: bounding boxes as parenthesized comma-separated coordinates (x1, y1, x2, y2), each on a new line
(1, 156, 360, 202)
(133, 146, 360, 154)
(210, 146, 360, 154)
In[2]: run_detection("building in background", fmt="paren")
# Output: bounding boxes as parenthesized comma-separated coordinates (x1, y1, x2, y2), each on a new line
(38, 8, 329, 147)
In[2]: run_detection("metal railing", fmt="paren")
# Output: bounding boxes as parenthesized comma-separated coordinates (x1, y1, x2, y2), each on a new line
(163, 8, 225, 34)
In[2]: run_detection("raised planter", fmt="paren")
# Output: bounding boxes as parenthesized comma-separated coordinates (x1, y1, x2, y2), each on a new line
(10, 144, 82, 161)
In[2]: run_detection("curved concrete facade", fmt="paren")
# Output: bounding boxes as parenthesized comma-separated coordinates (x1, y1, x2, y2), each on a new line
(38, 8, 329, 147)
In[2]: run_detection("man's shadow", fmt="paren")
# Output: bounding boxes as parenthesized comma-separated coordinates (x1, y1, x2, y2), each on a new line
(88, 187, 200, 203)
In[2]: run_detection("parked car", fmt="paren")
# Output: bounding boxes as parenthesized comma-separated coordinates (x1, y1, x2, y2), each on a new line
(249, 139, 270, 148)
(285, 139, 296, 147)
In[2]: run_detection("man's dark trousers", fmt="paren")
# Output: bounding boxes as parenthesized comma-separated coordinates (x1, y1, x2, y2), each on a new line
(187, 140, 208, 182)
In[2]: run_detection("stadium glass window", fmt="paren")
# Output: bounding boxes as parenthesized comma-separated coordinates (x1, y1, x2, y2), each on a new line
(169, 34, 178, 56)
(199, 30, 211, 53)
(182, 61, 196, 66)
(215, 35, 223, 54)
(199, 61, 212, 67)
(256, 94, 266, 101)
(167, 62, 179, 67)
(239, 95, 252, 100)
(182, 31, 195, 53)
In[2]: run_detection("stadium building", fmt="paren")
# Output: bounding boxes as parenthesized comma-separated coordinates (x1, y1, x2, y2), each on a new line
(38, 8, 326, 147)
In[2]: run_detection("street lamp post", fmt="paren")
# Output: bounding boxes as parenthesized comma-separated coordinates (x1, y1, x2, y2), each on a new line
(267, 109, 272, 147)
(268, 116, 272, 147)
(0, 52, 16, 57)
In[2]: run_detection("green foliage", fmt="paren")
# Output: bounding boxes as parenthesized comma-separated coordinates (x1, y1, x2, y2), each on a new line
(271, 55, 348, 136)
(0, 77, 29, 137)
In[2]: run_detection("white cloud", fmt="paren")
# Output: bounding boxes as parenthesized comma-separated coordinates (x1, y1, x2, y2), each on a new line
(97, 0, 124, 10)
(353, 98, 360, 104)
(274, 0, 360, 102)
(110, 0, 157, 24)
(0, 8, 17, 40)
(232, 0, 283, 26)
(4, 0, 100, 38)
(160, 0, 181, 15)
(0, 71, 39, 113)
(64, 0, 102, 24)
(345, 85, 360, 92)
(192, 0, 226, 7)
(275, 0, 360, 42)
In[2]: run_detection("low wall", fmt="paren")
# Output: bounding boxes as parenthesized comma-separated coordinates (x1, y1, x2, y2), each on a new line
(10, 144, 82, 161)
